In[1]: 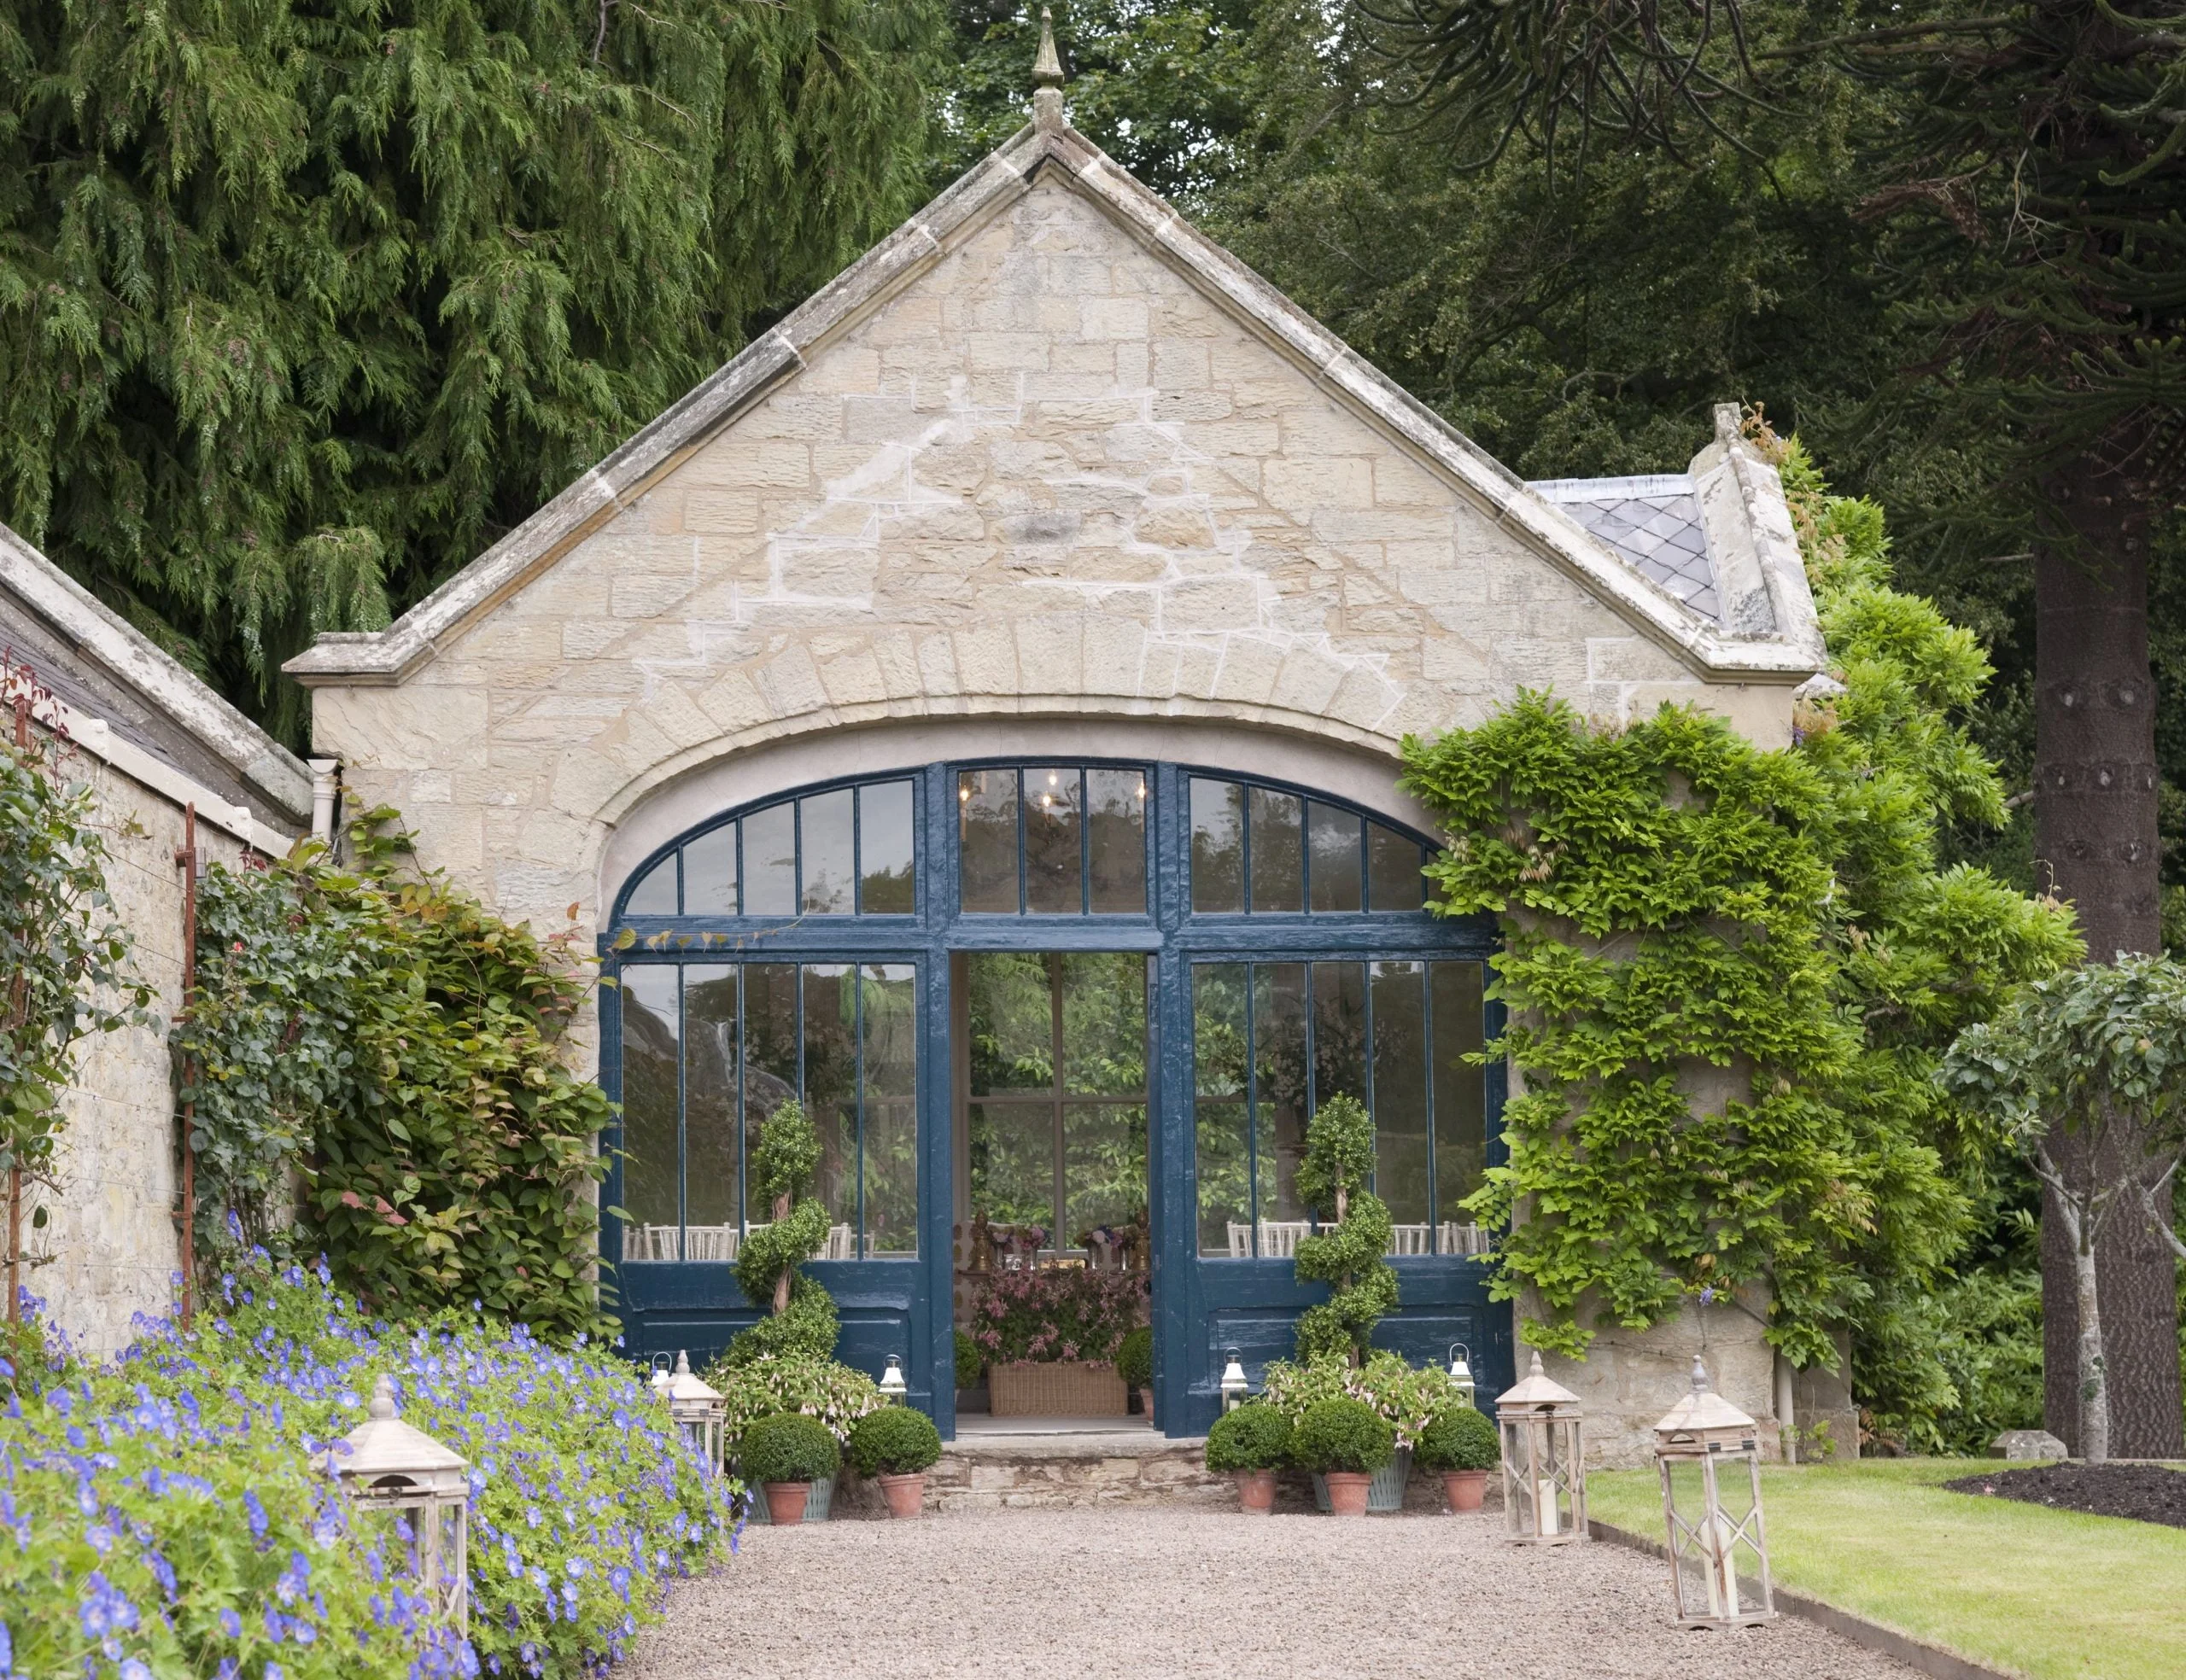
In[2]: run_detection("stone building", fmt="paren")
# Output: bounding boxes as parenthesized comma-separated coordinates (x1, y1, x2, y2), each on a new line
(286, 66, 1837, 1458)
(1, 524, 310, 1358)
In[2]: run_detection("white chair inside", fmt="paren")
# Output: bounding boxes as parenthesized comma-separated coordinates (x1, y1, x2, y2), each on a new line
(682, 1223, 740, 1262)
(825, 1223, 856, 1260)
(1257, 1220, 1313, 1258)
(1386, 1222, 1435, 1256)
(627, 1223, 678, 1261)
(1437, 1222, 1493, 1256)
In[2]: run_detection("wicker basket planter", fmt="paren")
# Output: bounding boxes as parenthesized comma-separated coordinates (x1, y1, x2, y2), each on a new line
(988, 1360, 1128, 1416)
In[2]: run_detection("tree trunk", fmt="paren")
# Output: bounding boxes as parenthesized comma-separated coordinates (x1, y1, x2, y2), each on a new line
(2033, 456, 2182, 1458)
(2070, 1202, 2109, 1464)
(772, 1192, 792, 1315)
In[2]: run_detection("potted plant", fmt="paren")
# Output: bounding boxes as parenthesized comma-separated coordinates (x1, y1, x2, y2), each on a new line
(1204, 1403, 1292, 1514)
(849, 1406, 944, 1519)
(705, 1349, 885, 1519)
(1260, 1349, 1461, 1512)
(739, 1411, 840, 1526)
(971, 1268, 1148, 1416)
(955, 1329, 986, 1411)
(1116, 1326, 1154, 1419)
(1291, 1397, 1393, 1516)
(1416, 1405, 1499, 1511)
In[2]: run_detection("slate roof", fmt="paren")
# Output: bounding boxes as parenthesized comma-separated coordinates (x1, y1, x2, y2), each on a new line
(1527, 475, 1720, 622)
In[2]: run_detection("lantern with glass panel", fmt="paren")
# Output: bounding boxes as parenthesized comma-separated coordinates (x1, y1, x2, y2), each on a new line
(1652, 1357, 1776, 1628)
(661, 1350, 728, 1468)
(1495, 1353, 1587, 1546)
(328, 1374, 470, 1631)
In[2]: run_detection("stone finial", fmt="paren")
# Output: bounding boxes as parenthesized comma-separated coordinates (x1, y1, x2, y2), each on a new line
(1032, 7, 1065, 131)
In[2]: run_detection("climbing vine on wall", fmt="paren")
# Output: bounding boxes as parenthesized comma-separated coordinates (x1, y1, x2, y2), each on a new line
(173, 811, 617, 1340)
(1401, 422, 2077, 1371)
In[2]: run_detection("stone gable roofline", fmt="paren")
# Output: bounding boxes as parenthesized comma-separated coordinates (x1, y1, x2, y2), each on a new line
(1, 522, 313, 825)
(283, 118, 1825, 691)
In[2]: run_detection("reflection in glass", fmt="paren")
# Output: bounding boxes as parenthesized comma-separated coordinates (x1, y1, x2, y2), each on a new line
(742, 964, 800, 1209)
(1066, 1103, 1147, 1241)
(683, 966, 740, 1236)
(969, 1104, 1053, 1232)
(801, 789, 855, 915)
(1061, 954, 1148, 1096)
(682, 827, 737, 915)
(1307, 803, 1363, 912)
(1433, 962, 1488, 1251)
(1194, 964, 1251, 1256)
(1190, 779, 1244, 913)
(1249, 788, 1304, 913)
(1253, 965, 1310, 1227)
(1025, 767, 1084, 914)
(1371, 962, 1430, 1229)
(959, 770, 1019, 913)
(861, 964, 918, 1255)
(619, 966, 680, 1252)
(1312, 961, 1369, 1113)
(802, 965, 858, 1239)
(1087, 770, 1148, 913)
(966, 953, 1055, 1094)
(743, 802, 797, 916)
(1369, 823, 1423, 911)
(859, 782, 915, 913)
(625, 856, 676, 916)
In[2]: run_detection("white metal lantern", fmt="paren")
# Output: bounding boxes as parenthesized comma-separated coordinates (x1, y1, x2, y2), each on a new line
(1652, 1356, 1776, 1628)
(1219, 1347, 1249, 1413)
(879, 1355, 909, 1403)
(649, 1351, 673, 1400)
(1495, 1352, 1587, 1546)
(663, 1350, 728, 1469)
(1446, 1343, 1476, 1409)
(328, 1374, 470, 1631)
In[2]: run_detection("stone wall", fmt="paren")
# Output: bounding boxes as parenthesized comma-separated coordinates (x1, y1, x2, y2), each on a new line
(307, 177, 1793, 958)
(24, 742, 251, 1362)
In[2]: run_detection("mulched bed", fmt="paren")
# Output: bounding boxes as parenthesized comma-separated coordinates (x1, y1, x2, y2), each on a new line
(1944, 1461, 2186, 1529)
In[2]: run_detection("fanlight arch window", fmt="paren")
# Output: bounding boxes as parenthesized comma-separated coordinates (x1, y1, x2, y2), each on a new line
(620, 779, 916, 919)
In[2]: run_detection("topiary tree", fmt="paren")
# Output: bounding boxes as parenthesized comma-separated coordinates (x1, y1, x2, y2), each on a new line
(725, 1100, 839, 1365)
(1291, 1094, 1399, 1365)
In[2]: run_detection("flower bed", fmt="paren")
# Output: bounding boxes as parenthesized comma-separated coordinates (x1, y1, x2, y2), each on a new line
(0, 1256, 730, 1678)
(968, 1269, 1146, 1365)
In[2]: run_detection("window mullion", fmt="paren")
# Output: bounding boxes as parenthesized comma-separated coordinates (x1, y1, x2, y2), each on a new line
(675, 965, 687, 1262)
(1244, 962, 1259, 1255)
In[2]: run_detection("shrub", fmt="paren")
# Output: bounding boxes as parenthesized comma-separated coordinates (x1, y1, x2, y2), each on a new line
(1204, 1403, 1293, 1473)
(955, 1328, 985, 1388)
(849, 1406, 943, 1477)
(1292, 1398, 1394, 1473)
(1259, 1350, 1462, 1450)
(0, 1253, 728, 1680)
(1115, 1325, 1154, 1391)
(1415, 1406, 1499, 1472)
(725, 1100, 840, 1364)
(970, 1267, 1146, 1364)
(739, 1412, 841, 1485)
(1290, 1094, 1400, 1362)
(702, 1349, 886, 1452)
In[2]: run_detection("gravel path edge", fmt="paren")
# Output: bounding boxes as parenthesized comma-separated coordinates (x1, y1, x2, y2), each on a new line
(1587, 1520, 2019, 1680)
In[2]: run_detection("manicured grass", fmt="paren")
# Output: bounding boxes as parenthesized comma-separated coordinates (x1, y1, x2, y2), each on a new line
(1587, 1458, 2186, 1680)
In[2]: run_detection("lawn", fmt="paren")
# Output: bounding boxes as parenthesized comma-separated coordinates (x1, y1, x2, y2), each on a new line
(1586, 1458, 2186, 1680)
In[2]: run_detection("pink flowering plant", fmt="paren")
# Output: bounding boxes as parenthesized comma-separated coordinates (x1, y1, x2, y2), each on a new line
(971, 1269, 1148, 1365)
(0, 1252, 730, 1680)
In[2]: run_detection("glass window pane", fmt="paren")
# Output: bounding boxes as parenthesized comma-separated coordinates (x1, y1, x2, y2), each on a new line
(1253, 965, 1310, 1227)
(1061, 952, 1147, 1097)
(1067, 1103, 1147, 1245)
(1087, 769, 1148, 913)
(617, 965, 680, 1256)
(959, 770, 1020, 913)
(1025, 767, 1084, 914)
(859, 782, 915, 913)
(683, 966, 740, 1240)
(966, 952, 1055, 1095)
(1192, 963, 1248, 1100)
(682, 827, 737, 915)
(1190, 779, 1244, 913)
(1312, 961, 1368, 1112)
(742, 963, 801, 1221)
(968, 1102, 1055, 1239)
(1248, 788, 1304, 913)
(1371, 961, 1430, 1237)
(623, 855, 676, 916)
(1194, 963, 1252, 1257)
(1306, 803, 1363, 913)
(744, 802, 797, 916)
(800, 789, 855, 915)
(860, 964, 918, 1255)
(802, 965, 859, 1244)
(1368, 823, 1423, 912)
(1433, 962, 1488, 1253)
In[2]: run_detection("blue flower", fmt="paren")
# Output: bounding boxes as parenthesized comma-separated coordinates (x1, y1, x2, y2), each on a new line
(220, 1609, 243, 1640)
(121, 1662, 151, 1680)
(243, 1489, 269, 1543)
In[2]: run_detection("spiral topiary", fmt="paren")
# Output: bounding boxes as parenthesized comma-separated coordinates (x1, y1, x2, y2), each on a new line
(724, 1100, 839, 1365)
(1289, 1093, 1400, 1365)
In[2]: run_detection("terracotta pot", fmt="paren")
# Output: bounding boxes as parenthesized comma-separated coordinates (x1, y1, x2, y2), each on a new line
(877, 1472, 927, 1520)
(1323, 1471, 1373, 1516)
(1138, 1386, 1155, 1420)
(1236, 1469, 1277, 1514)
(762, 1481, 811, 1525)
(1442, 1469, 1488, 1513)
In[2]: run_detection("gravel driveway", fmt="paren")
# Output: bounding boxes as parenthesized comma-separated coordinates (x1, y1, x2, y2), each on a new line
(628, 1506, 1918, 1680)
